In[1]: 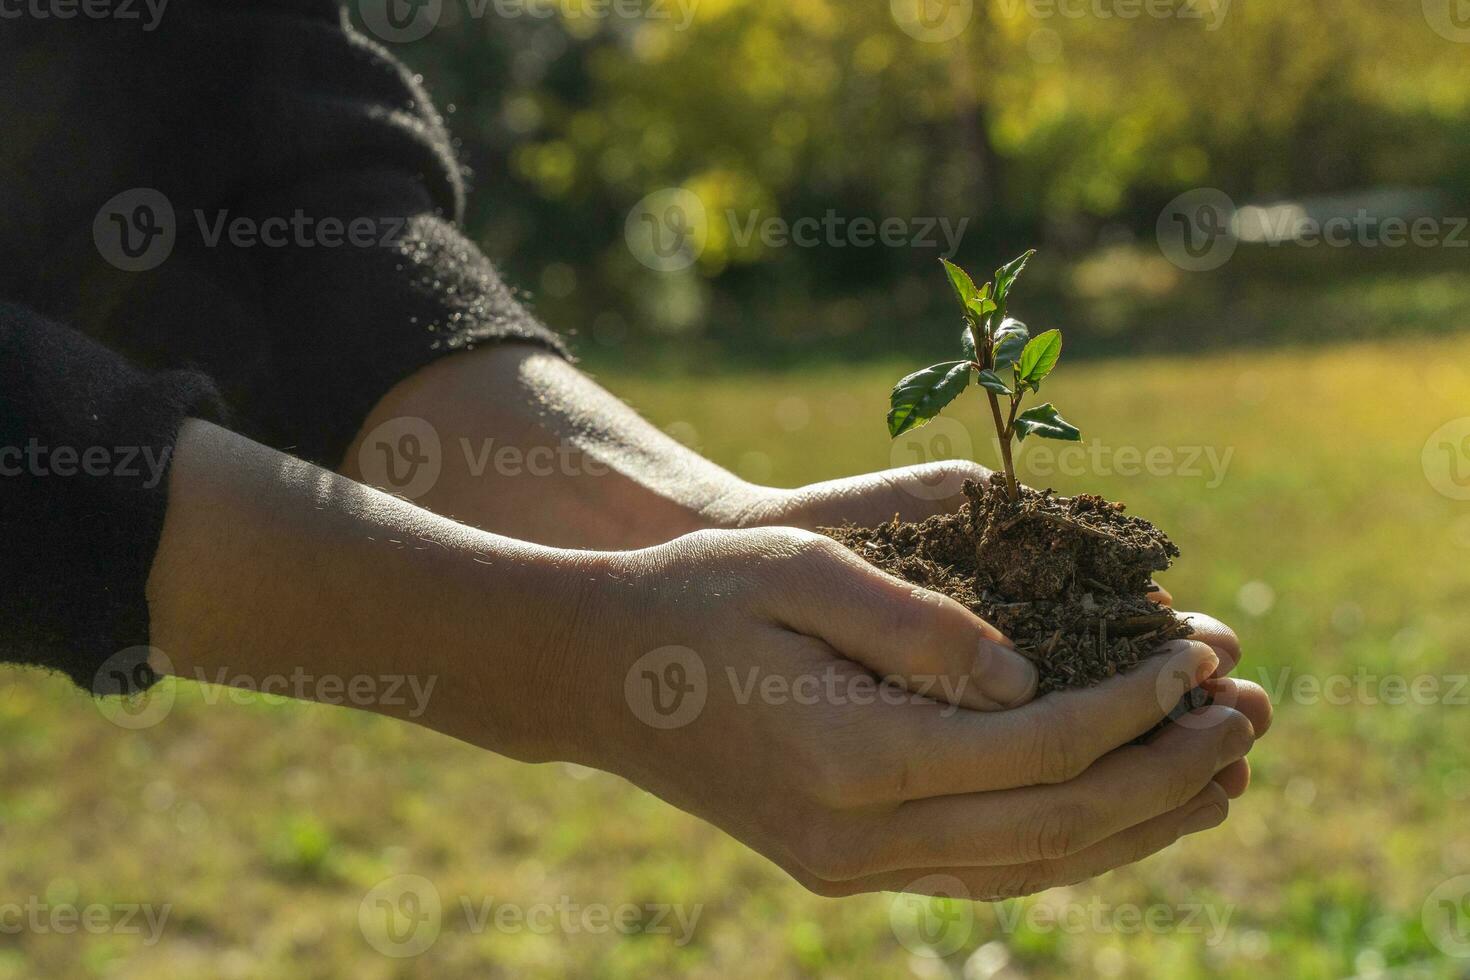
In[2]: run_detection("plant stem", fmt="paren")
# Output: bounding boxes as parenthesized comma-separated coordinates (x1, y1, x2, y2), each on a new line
(986, 390, 1020, 502)
(974, 311, 1020, 503)
(1005, 393, 1021, 434)
(967, 318, 986, 367)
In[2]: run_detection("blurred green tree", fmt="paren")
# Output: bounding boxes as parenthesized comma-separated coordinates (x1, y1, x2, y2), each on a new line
(374, 0, 1470, 360)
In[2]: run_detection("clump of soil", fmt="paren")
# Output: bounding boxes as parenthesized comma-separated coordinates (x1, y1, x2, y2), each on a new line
(825, 475, 1195, 694)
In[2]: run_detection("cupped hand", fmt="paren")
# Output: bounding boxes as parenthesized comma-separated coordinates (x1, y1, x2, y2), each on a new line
(561, 527, 1271, 898)
(733, 463, 1263, 792)
(735, 459, 995, 530)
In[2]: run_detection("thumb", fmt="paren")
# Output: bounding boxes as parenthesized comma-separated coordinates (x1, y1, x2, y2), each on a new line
(770, 537, 1038, 711)
(777, 462, 990, 529)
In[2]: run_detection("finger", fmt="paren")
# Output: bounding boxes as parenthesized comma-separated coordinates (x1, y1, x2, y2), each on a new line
(826, 783, 1229, 898)
(770, 537, 1038, 710)
(1175, 611, 1241, 676)
(893, 640, 1217, 799)
(1213, 758, 1251, 797)
(848, 638, 1220, 801)
(1156, 675, 1272, 744)
(867, 705, 1253, 871)
(1148, 582, 1174, 607)
(1197, 676, 1273, 737)
(780, 462, 990, 528)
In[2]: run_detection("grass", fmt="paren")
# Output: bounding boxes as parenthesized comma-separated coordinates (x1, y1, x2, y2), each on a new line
(3, 335, 1470, 978)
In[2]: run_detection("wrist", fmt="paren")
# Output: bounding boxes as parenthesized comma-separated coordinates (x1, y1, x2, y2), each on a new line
(342, 343, 778, 549)
(414, 540, 630, 763)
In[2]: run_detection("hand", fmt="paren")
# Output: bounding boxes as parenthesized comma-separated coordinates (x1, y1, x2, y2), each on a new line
(733, 459, 994, 531)
(157, 421, 1267, 899)
(552, 527, 1271, 898)
(155, 423, 1270, 899)
(343, 345, 998, 549)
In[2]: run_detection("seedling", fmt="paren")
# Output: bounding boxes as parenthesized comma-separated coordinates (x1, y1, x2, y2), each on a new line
(887, 249, 1080, 502)
(839, 249, 1189, 694)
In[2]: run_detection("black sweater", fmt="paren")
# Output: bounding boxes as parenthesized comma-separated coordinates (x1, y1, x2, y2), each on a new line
(0, 2, 569, 692)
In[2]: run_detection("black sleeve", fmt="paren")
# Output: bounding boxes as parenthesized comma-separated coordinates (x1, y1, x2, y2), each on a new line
(0, 2, 572, 695)
(2, 2, 571, 469)
(0, 304, 226, 693)
(244, 169, 574, 465)
(85, 168, 573, 468)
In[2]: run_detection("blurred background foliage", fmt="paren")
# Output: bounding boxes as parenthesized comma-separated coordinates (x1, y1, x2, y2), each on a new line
(5, 4, 1470, 977)
(379, 0, 1470, 366)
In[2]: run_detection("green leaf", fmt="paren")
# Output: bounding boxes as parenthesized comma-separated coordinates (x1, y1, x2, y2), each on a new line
(961, 326, 977, 362)
(940, 258, 981, 315)
(970, 284, 997, 321)
(888, 361, 972, 437)
(1017, 329, 1062, 387)
(991, 249, 1036, 318)
(940, 258, 997, 322)
(992, 318, 1030, 373)
(1014, 403, 1081, 442)
(976, 369, 1013, 396)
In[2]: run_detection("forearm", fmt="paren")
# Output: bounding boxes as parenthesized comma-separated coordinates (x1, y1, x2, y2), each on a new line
(340, 344, 769, 549)
(146, 418, 603, 761)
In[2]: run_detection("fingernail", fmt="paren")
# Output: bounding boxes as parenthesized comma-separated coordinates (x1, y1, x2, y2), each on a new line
(1167, 639, 1221, 684)
(977, 620, 1015, 647)
(1196, 648, 1221, 683)
(1181, 803, 1226, 835)
(976, 638, 1037, 708)
(1156, 639, 1219, 689)
(1217, 724, 1256, 768)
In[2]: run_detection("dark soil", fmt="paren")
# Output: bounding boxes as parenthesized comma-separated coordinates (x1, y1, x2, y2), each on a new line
(824, 475, 1196, 695)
